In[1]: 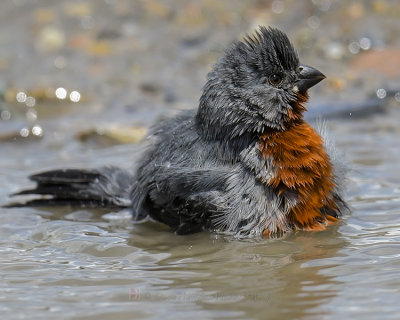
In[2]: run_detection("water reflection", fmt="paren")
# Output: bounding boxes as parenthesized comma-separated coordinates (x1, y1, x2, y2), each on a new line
(124, 223, 348, 319)
(7, 205, 348, 319)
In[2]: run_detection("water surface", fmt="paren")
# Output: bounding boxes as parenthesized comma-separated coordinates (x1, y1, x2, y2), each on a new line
(1, 1, 400, 319)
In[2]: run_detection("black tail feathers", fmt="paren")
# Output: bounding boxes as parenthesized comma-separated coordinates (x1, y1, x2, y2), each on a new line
(6, 166, 133, 208)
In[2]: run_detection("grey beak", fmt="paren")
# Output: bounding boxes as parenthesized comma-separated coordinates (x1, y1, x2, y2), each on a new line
(297, 65, 326, 93)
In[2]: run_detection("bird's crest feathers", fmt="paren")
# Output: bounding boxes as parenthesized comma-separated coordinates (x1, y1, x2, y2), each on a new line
(241, 26, 299, 71)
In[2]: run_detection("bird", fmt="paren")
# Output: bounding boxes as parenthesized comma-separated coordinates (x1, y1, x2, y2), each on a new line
(9, 26, 348, 238)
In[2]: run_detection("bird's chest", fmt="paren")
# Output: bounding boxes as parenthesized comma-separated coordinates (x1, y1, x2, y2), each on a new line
(258, 122, 337, 230)
(259, 123, 328, 187)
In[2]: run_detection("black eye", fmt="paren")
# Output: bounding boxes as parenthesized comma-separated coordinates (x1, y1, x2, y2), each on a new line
(269, 74, 283, 86)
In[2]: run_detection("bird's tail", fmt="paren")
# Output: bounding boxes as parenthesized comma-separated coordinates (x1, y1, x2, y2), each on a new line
(7, 166, 133, 208)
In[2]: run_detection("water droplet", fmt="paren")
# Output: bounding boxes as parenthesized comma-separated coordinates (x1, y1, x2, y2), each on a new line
(16, 91, 27, 103)
(25, 96, 36, 107)
(348, 42, 360, 54)
(55, 87, 67, 99)
(326, 42, 345, 59)
(1, 110, 11, 120)
(376, 88, 387, 99)
(359, 37, 371, 50)
(32, 125, 43, 136)
(69, 90, 81, 102)
(394, 92, 400, 103)
(20, 127, 30, 137)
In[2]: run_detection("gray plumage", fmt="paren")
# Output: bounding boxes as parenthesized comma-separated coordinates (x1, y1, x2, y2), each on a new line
(9, 27, 348, 237)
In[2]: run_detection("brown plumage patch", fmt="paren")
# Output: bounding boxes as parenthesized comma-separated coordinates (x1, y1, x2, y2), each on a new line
(259, 93, 339, 235)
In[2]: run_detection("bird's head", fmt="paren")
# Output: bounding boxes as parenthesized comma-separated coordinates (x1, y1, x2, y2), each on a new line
(196, 26, 325, 140)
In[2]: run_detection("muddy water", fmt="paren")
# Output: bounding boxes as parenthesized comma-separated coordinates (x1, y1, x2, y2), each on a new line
(1, 1, 400, 319)
(2, 106, 400, 320)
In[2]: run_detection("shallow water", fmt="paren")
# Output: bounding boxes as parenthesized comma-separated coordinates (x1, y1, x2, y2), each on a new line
(2, 107, 400, 320)
(2, 1, 400, 319)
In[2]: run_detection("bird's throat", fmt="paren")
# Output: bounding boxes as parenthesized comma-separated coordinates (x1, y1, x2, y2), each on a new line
(285, 91, 309, 127)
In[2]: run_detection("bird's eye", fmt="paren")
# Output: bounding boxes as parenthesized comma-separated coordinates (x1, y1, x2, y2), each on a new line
(269, 74, 283, 86)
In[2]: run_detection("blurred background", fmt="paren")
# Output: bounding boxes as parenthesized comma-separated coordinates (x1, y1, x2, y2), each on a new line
(1, 1, 400, 320)
(0, 0, 399, 151)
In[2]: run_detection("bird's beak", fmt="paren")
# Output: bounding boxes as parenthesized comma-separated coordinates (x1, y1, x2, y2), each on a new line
(297, 65, 326, 93)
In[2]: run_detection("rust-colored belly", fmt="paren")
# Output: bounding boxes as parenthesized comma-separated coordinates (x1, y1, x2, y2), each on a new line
(259, 121, 338, 235)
